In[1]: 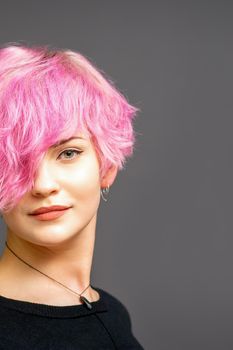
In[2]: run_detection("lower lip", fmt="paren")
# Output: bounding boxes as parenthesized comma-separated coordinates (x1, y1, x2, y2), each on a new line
(30, 209, 70, 221)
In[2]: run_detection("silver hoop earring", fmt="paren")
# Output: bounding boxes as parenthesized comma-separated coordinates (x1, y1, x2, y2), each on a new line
(100, 185, 110, 202)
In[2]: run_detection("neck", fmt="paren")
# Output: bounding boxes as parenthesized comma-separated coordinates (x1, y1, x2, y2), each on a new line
(0, 216, 98, 305)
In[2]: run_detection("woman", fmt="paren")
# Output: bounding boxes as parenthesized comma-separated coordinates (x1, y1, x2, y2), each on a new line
(0, 44, 143, 349)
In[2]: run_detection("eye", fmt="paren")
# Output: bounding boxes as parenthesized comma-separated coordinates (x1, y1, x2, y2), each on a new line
(58, 148, 83, 160)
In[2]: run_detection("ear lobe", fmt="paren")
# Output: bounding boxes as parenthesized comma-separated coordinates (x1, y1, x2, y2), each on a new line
(101, 165, 118, 188)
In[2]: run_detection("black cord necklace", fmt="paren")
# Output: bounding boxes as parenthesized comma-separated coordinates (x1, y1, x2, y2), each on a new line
(5, 241, 93, 310)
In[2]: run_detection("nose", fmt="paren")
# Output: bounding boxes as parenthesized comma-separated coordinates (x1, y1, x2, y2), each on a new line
(31, 157, 60, 197)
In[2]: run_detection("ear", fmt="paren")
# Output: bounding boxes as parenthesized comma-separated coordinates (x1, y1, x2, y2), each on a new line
(101, 165, 118, 188)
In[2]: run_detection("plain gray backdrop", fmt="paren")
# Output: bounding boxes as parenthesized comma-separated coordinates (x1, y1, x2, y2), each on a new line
(0, 1, 232, 349)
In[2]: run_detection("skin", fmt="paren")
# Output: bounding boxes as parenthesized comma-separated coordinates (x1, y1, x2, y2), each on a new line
(0, 133, 118, 306)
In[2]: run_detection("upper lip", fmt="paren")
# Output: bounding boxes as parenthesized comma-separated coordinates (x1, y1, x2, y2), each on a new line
(30, 205, 71, 215)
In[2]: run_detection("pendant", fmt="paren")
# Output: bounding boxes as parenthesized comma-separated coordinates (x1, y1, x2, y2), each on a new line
(80, 295, 92, 310)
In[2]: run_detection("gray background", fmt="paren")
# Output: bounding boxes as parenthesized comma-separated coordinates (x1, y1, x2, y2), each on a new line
(0, 1, 232, 349)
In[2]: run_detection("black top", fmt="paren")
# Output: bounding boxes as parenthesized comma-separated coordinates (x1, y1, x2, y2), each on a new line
(0, 285, 144, 349)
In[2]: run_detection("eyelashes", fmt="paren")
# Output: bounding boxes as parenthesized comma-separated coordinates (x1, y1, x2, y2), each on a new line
(57, 148, 83, 160)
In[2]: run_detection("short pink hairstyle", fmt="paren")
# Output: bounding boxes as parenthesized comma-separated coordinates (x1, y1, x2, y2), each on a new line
(0, 44, 138, 213)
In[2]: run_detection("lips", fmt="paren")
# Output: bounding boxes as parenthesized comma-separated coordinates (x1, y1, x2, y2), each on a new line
(30, 205, 71, 215)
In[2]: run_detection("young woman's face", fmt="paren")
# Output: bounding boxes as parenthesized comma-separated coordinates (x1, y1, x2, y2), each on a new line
(2, 134, 103, 247)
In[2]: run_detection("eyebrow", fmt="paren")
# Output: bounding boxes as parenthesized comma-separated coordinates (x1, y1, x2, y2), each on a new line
(51, 136, 85, 148)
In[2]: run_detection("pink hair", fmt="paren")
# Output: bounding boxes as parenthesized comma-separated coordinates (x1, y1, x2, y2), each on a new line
(0, 44, 138, 212)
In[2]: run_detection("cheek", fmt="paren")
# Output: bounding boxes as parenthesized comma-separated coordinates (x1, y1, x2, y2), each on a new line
(66, 157, 101, 199)
(2, 207, 25, 234)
